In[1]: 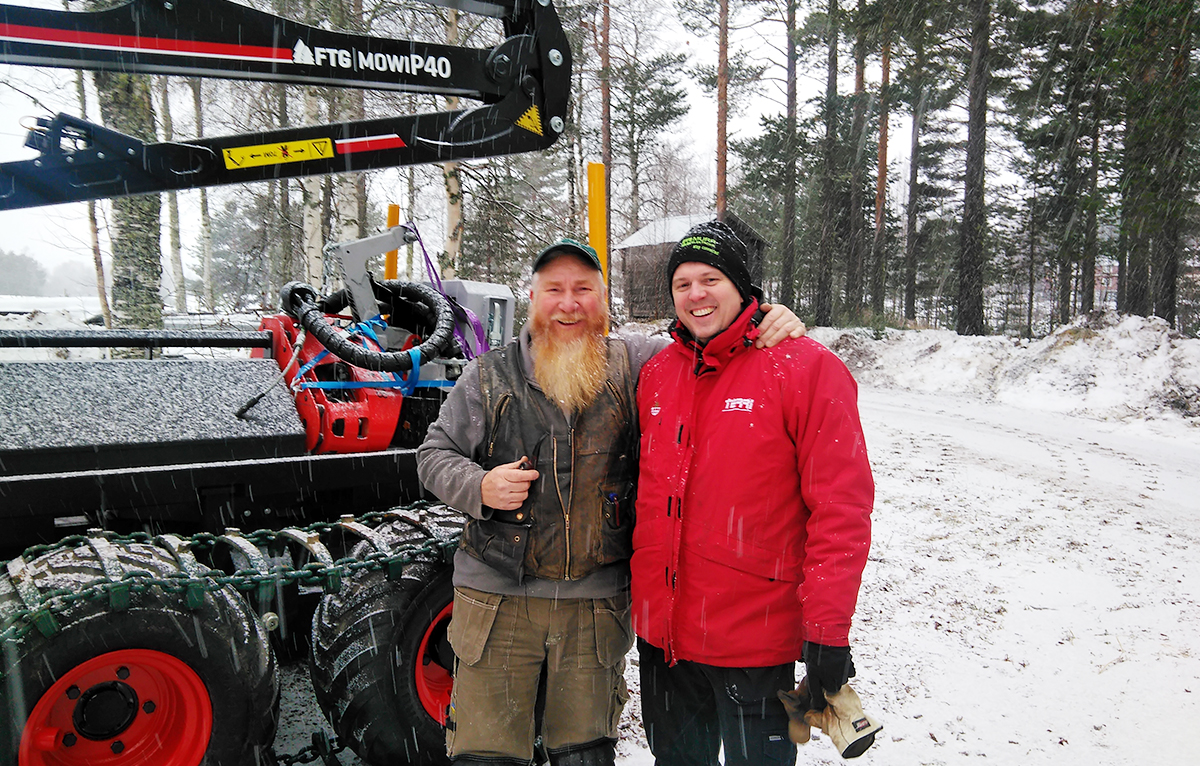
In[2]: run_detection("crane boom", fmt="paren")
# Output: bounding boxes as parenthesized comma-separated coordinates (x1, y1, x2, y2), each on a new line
(0, 0, 571, 209)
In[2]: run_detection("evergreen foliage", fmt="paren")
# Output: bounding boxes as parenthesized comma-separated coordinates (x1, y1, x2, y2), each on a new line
(29, 0, 1197, 338)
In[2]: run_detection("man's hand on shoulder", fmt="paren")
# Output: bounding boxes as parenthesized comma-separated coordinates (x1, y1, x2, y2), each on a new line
(756, 302, 807, 348)
(480, 458, 540, 510)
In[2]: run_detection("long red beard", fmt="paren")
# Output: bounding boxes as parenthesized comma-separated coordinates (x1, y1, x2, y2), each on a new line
(530, 309, 609, 413)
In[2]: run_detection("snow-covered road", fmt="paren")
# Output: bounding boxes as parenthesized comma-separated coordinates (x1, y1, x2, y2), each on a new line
(278, 384, 1199, 766)
(844, 386, 1200, 766)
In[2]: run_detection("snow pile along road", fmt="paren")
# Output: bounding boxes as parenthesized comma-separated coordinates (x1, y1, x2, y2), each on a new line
(4, 300, 1196, 765)
(613, 310, 1199, 766)
(811, 309, 1200, 422)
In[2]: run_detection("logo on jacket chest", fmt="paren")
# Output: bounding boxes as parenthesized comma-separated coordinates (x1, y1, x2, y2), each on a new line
(722, 397, 755, 413)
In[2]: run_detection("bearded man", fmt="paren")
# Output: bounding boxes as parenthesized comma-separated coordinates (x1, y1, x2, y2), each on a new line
(416, 238, 804, 766)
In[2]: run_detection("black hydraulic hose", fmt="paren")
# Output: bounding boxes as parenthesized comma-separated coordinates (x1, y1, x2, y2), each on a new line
(280, 280, 456, 373)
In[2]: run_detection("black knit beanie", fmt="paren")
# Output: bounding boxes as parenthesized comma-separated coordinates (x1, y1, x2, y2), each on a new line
(666, 220, 763, 304)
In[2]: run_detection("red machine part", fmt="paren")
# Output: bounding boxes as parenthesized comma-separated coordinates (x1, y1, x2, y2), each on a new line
(19, 649, 211, 766)
(255, 314, 404, 453)
(415, 602, 454, 724)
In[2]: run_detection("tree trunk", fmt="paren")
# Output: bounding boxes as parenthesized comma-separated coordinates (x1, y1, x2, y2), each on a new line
(956, 0, 990, 336)
(1026, 207, 1036, 338)
(716, 0, 729, 219)
(779, 0, 799, 309)
(189, 78, 214, 309)
(276, 85, 295, 292)
(335, 0, 367, 248)
(158, 78, 186, 313)
(407, 165, 417, 278)
(844, 0, 867, 318)
(443, 162, 463, 276)
(903, 40, 927, 322)
(301, 88, 325, 288)
(1057, 252, 1072, 326)
(870, 38, 891, 317)
(1123, 107, 1152, 316)
(93, 69, 162, 330)
(73, 58, 112, 328)
(1152, 15, 1192, 326)
(441, 9, 463, 277)
(814, 0, 838, 325)
(601, 0, 612, 295)
(1081, 90, 1100, 314)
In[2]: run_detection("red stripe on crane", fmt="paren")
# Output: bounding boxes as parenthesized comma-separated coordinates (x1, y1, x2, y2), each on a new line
(334, 135, 408, 154)
(0, 23, 292, 62)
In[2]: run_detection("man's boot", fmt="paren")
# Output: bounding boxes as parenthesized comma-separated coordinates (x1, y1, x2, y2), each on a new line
(451, 756, 533, 766)
(546, 738, 616, 766)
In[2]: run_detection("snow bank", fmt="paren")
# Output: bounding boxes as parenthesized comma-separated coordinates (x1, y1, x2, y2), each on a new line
(0, 305, 106, 360)
(810, 310, 1200, 422)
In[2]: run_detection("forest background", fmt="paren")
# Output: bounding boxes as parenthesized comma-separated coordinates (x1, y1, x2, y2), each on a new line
(0, 0, 1197, 339)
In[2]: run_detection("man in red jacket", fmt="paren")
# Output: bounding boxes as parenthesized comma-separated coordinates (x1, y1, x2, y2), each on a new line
(631, 220, 874, 766)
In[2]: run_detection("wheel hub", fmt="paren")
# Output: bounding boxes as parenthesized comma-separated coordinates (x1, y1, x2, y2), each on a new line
(20, 648, 212, 766)
(73, 680, 139, 741)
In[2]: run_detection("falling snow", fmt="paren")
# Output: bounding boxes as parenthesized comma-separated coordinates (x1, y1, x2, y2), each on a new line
(5, 303, 1196, 765)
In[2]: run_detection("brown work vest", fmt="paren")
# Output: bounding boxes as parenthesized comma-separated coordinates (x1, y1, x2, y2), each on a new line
(460, 337, 637, 583)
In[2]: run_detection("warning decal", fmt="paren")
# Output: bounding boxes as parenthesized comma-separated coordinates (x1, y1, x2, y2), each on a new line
(516, 106, 543, 136)
(223, 138, 334, 170)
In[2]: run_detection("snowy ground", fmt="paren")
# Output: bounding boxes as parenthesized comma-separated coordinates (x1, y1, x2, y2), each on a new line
(4, 303, 1197, 765)
(622, 312, 1200, 766)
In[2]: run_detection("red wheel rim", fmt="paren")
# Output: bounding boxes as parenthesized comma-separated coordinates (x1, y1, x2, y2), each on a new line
(415, 602, 454, 724)
(20, 649, 212, 766)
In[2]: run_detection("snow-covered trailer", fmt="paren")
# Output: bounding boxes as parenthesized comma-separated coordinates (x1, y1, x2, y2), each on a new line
(0, 0, 572, 762)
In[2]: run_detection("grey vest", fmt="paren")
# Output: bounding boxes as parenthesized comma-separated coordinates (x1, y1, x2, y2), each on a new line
(460, 337, 637, 583)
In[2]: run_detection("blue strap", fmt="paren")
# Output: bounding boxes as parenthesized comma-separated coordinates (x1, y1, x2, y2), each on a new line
(293, 317, 454, 393)
(293, 349, 330, 382)
(397, 347, 422, 396)
(297, 379, 455, 390)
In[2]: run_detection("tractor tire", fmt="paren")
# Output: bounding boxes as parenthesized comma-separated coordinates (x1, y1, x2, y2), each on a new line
(0, 540, 279, 766)
(310, 514, 459, 766)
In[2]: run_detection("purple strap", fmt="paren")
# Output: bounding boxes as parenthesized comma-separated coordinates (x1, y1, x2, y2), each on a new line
(405, 223, 491, 360)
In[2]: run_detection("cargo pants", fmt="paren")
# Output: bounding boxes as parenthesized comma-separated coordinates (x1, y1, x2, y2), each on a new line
(446, 586, 633, 762)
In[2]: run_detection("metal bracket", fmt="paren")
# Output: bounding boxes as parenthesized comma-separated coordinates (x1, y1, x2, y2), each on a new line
(274, 528, 340, 593)
(156, 534, 211, 610)
(324, 226, 419, 323)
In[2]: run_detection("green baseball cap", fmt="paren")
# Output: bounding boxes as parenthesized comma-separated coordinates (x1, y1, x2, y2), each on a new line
(533, 237, 602, 273)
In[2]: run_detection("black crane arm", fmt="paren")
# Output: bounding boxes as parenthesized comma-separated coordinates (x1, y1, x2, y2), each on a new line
(0, 0, 572, 209)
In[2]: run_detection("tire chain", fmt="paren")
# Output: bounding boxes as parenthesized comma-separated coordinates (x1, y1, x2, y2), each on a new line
(0, 500, 462, 766)
(275, 731, 347, 766)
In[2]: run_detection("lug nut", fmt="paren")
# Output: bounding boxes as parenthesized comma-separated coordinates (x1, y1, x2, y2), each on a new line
(116, 666, 130, 680)
(66, 686, 80, 700)
(143, 700, 156, 714)
(111, 741, 125, 754)
(62, 733, 77, 747)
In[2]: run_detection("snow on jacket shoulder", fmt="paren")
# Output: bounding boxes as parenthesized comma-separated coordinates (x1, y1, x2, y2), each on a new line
(631, 303, 874, 667)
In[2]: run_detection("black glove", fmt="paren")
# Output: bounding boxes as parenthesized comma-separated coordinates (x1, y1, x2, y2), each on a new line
(803, 641, 855, 710)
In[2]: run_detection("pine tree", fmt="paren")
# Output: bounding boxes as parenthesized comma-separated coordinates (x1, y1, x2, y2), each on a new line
(92, 69, 163, 330)
(955, 0, 990, 336)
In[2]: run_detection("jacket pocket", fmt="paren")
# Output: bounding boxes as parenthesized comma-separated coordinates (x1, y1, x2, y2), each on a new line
(465, 518, 530, 583)
(448, 587, 504, 666)
(685, 532, 803, 583)
(600, 482, 635, 531)
(593, 590, 634, 668)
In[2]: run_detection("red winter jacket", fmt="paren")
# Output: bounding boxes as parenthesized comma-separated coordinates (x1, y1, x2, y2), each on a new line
(631, 302, 874, 667)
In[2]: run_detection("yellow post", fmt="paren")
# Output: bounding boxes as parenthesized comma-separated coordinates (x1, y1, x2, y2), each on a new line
(586, 162, 607, 282)
(385, 203, 400, 279)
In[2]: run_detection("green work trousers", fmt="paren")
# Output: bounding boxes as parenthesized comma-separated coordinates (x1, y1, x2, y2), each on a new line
(446, 586, 633, 761)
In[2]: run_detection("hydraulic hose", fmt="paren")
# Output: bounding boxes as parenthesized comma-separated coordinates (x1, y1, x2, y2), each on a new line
(280, 280, 456, 373)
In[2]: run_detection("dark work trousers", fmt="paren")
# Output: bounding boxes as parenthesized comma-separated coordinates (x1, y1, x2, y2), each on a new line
(638, 639, 796, 766)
